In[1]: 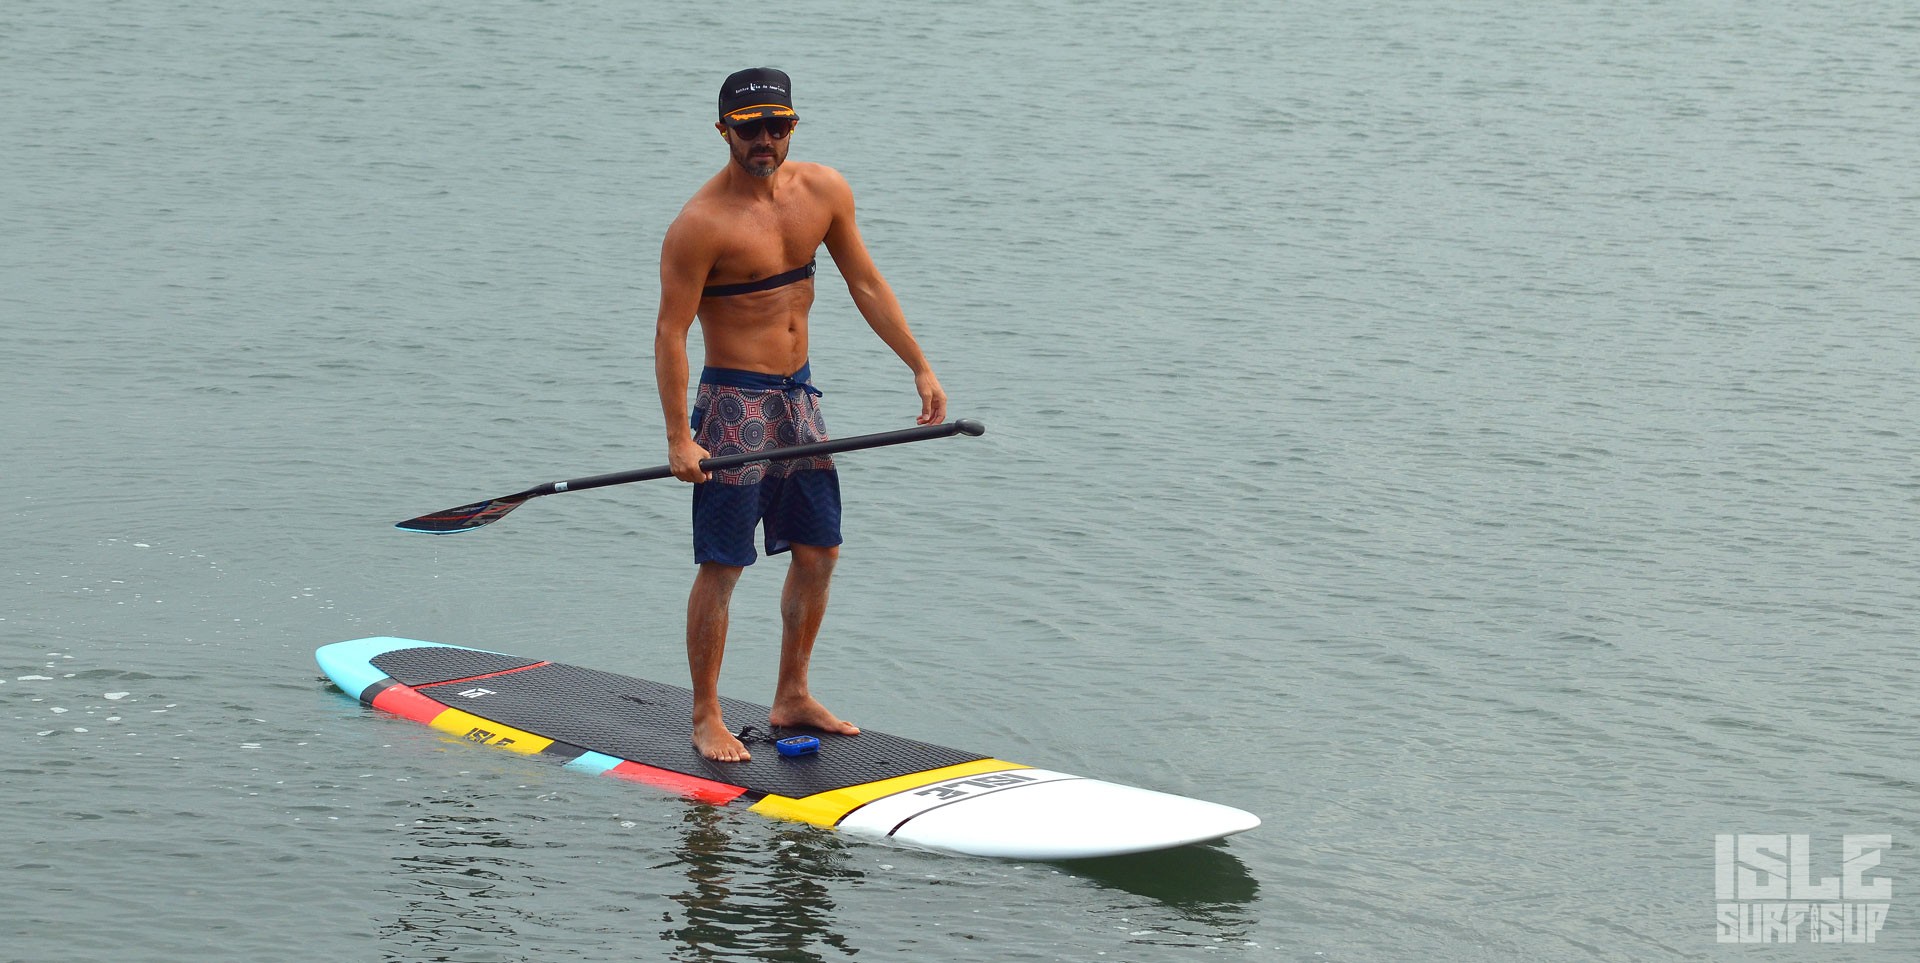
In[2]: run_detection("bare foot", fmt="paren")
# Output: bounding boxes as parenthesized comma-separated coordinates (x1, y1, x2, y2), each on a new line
(769, 695, 860, 736)
(692, 715, 751, 762)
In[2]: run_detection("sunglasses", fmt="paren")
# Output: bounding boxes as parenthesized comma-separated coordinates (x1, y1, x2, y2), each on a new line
(730, 117, 796, 141)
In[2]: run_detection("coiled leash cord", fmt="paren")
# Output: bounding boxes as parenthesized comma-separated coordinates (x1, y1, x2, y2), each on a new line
(734, 724, 821, 757)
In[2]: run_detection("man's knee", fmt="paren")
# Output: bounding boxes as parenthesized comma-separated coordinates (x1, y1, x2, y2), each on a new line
(789, 544, 838, 577)
(694, 562, 745, 590)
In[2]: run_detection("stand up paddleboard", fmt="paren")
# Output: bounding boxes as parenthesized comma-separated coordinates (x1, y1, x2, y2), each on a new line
(317, 637, 1259, 859)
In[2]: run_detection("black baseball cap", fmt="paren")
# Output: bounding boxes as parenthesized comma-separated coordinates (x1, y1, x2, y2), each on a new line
(718, 67, 797, 126)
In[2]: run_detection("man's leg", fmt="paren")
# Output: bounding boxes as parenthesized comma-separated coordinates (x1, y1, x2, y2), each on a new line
(769, 543, 859, 735)
(687, 561, 749, 761)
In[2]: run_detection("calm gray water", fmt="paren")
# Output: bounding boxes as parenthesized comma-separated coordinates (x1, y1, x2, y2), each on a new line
(6, 1, 1918, 960)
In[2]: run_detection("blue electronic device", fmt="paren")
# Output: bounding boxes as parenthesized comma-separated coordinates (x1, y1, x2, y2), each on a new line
(776, 735, 821, 757)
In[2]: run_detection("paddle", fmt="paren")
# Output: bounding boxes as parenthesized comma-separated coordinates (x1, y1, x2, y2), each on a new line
(396, 418, 986, 534)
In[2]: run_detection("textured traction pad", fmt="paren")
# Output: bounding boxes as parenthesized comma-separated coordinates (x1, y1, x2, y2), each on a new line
(374, 647, 541, 685)
(371, 647, 985, 799)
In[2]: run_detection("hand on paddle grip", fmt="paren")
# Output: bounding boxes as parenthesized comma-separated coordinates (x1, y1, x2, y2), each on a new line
(669, 437, 713, 483)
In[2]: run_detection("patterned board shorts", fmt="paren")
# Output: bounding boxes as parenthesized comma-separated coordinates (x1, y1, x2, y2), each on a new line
(689, 362, 842, 566)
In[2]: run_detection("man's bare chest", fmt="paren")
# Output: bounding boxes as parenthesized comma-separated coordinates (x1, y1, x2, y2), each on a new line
(710, 200, 831, 276)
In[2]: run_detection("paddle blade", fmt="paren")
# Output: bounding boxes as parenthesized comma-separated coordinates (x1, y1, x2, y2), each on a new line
(395, 494, 532, 534)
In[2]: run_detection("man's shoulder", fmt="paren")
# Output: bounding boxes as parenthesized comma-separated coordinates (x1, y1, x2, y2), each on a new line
(787, 160, 851, 194)
(783, 163, 856, 218)
(675, 170, 734, 219)
(782, 159, 842, 181)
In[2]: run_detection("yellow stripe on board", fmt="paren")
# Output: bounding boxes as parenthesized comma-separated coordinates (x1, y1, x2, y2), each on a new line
(428, 708, 555, 755)
(750, 759, 1029, 827)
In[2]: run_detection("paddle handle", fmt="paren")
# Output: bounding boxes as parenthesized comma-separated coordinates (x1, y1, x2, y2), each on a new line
(539, 418, 985, 497)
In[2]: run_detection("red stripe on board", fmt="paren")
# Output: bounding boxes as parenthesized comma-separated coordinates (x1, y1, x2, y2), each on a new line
(369, 681, 450, 725)
(607, 761, 747, 805)
(418, 661, 553, 691)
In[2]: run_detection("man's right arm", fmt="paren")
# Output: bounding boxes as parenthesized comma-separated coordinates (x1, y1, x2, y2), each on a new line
(655, 214, 715, 483)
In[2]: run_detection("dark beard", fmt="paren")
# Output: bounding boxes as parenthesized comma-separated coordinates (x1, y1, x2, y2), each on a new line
(733, 144, 780, 178)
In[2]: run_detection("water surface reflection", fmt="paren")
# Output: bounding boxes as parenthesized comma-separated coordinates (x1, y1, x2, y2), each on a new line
(380, 798, 552, 961)
(1059, 841, 1260, 924)
(660, 806, 862, 961)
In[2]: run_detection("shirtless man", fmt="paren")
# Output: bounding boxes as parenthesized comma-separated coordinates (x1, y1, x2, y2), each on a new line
(654, 68, 947, 762)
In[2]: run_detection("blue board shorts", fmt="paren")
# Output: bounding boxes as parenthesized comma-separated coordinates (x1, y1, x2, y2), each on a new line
(689, 362, 842, 566)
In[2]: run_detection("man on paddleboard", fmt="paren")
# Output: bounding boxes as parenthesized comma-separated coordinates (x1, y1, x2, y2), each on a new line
(654, 68, 947, 762)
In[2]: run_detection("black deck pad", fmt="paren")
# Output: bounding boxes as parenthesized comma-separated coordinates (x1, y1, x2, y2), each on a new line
(378, 647, 986, 799)
(374, 647, 543, 686)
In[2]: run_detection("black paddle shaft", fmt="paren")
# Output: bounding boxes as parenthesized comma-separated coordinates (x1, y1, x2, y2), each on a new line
(397, 418, 985, 534)
(548, 419, 982, 497)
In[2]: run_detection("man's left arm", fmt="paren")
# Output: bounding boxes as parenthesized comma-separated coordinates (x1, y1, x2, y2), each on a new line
(819, 168, 947, 425)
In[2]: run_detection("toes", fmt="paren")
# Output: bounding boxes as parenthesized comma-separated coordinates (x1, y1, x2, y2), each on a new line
(693, 734, 752, 762)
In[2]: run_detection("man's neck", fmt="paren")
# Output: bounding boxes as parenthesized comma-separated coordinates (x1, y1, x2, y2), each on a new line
(723, 160, 788, 199)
